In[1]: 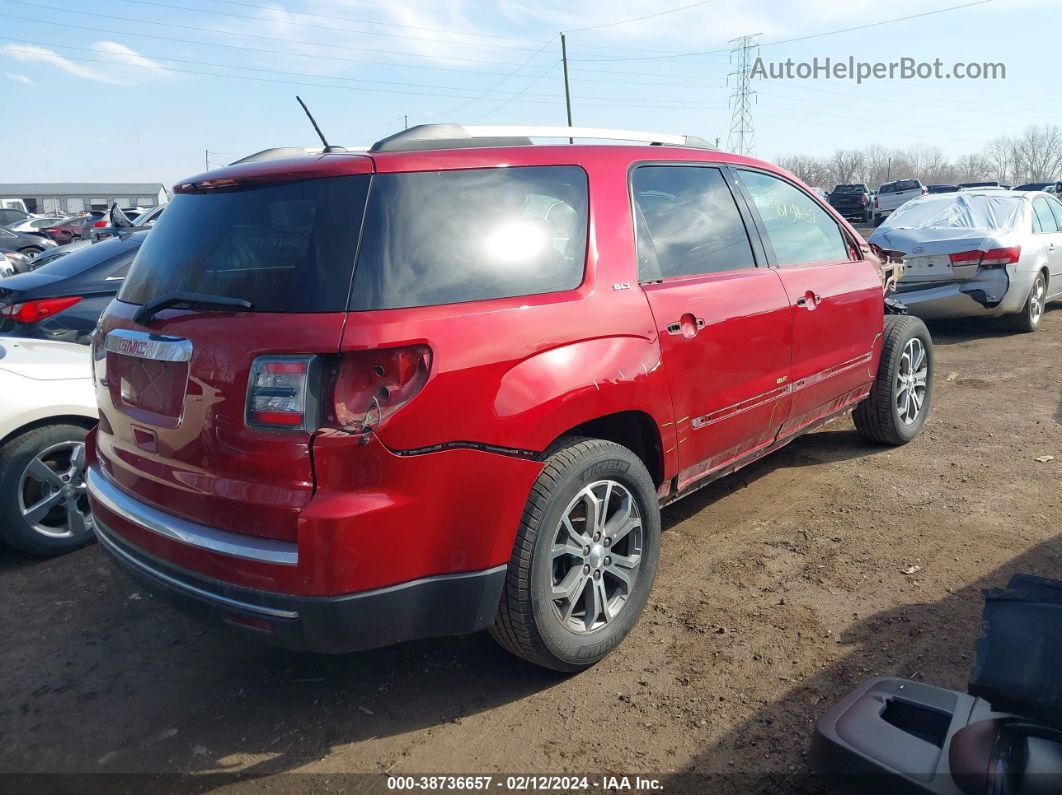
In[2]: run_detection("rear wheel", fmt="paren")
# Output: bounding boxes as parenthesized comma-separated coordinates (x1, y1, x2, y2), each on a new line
(0, 424, 94, 556)
(1009, 272, 1047, 333)
(873, 214, 884, 227)
(853, 315, 933, 445)
(19, 246, 43, 258)
(490, 438, 661, 672)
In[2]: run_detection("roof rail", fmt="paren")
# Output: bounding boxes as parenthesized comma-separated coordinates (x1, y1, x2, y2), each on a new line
(369, 124, 715, 153)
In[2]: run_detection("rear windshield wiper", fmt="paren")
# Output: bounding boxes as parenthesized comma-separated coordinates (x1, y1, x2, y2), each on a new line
(134, 291, 254, 326)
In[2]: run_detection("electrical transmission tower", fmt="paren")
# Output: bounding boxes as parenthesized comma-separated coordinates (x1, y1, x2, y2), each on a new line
(726, 34, 760, 155)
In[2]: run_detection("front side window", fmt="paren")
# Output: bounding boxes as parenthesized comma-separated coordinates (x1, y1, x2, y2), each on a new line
(737, 170, 849, 266)
(351, 165, 587, 310)
(631, 165, 755, 281)
(120, 176, 369, 312)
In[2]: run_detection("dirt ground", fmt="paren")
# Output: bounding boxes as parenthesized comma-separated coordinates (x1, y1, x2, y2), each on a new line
(2, 304, 1060, 794)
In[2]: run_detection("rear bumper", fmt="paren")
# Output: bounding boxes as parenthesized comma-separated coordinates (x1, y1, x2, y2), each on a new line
(94, 515, 507, 653)
(896, 269, 1018, 320)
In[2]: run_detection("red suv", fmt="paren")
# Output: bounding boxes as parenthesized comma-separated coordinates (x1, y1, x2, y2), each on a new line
(86, 125, 933, 671)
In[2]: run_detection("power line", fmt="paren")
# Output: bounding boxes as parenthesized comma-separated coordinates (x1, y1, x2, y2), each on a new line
(571, 0, 994, 61)
(193, 0, 732, 57)
(2, 0, 546, 67)
(471, 63, 564, 124)
(564, 0, 721, 33)
(0, 8, 731, 81)
(197, 0, 538, 42)
(427, 35, 559, 120)
(108, 0, 552, 53)
(0, 41, 721, 110)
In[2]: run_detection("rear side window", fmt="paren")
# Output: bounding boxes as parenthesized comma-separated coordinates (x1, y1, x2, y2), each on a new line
(351, 165, 587, 310)
(631, 166, 755, 281)
(1032, 198, 1059, 233)
(120, 176, 369, 312)
(738, 169, 849, 266)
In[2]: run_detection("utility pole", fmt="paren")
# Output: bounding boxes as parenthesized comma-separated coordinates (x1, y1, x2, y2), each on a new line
(726, 34, 760, 156)
(204, 149, 209, 171)
(561, 33, 573, 143)
(886, 157, 892, 181)
(404, 115, 409, 130)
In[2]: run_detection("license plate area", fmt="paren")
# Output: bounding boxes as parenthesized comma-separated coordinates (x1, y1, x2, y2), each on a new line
(105, 330, 192, 429)
(905, 255, 950, 273)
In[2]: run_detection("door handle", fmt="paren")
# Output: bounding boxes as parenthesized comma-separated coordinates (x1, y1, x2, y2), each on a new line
(795, 292, 822, 309)
(666, 314, 706, 336)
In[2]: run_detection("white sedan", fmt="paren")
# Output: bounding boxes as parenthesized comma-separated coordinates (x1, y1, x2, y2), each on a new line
(0, 338, 97, 555)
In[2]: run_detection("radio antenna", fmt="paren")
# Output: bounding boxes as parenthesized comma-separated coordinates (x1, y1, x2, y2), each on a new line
(296, 96, 345, 153)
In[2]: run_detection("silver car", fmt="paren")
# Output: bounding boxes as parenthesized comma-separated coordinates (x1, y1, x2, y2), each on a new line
(869, 190, 1062, 332)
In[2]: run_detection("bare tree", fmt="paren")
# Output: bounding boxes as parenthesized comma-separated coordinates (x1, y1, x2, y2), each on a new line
(1011, 125, 1062, 183)
(830, 149, 866, 185)
(776, 154, 830, 187)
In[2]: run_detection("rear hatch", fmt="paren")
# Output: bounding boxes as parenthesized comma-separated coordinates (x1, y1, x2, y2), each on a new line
(93, 158, 373, 541)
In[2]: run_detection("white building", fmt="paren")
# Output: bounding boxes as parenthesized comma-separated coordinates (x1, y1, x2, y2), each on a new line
(0, 183, 169, 215)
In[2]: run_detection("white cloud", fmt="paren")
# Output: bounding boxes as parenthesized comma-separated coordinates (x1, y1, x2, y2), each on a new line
(4, 72, 32, 84)
(94, 41, 169, 77)
(0, 42, 167, 85)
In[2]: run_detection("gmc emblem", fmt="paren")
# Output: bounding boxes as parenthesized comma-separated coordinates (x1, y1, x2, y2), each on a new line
(118, 339, 149, 356)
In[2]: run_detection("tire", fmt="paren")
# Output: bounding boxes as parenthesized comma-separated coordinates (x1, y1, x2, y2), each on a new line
(1008, 271, 1047, 333)
(853, 315, 934, 446)
(0, 423, 94, 556)
(873, 214, 884, 227)
(490, 437, 661, 672)
(19, 246, 43, 258)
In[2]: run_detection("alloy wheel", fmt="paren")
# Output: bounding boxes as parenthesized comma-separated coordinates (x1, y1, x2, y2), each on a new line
(549, 480, 643, 633)
(17, 441, 91, 539)
(895, 337, 929, 425)
(1030, 275, 1046, 326)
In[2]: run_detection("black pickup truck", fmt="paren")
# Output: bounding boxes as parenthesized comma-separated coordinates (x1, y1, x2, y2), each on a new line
(827, 184, 873, 223)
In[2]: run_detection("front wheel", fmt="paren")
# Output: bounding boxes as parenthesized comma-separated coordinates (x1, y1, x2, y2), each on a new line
(1009, 271, 1047, 333)
(853, 315, 934, 445)
(19, 246, 43, 258)
(490, 438, 661, 672)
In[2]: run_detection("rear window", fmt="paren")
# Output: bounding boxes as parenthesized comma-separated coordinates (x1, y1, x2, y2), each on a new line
(350, 165, 588, 310)
(895, 180, 921, 191)
(119, 176, 369, 312)
(833, 185, 866, 193)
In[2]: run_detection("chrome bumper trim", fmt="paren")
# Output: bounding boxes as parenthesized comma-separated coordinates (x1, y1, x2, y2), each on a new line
(94, 518, 299, 620)
(87, 466, 299, 566)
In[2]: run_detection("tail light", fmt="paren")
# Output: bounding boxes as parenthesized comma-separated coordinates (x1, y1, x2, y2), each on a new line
(246, 356, 317, 430)
(861, 195, 868, 205)
(0, 295, 81, 323)
(949, 247, 1021, 268)
(874, 196, 879, 208)
(93, 220, 108, 227)
(921, 187, 928, 195)
(329, 345, 432, 434)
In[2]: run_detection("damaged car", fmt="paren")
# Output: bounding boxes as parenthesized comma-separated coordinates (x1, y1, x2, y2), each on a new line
(869, 190, 1062, 332)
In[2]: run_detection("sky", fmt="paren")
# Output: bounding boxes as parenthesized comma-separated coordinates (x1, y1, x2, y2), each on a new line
(0, 0, 1059, 187)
